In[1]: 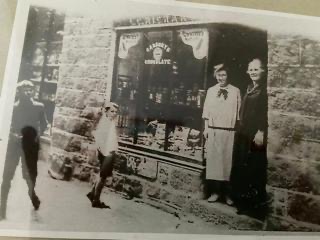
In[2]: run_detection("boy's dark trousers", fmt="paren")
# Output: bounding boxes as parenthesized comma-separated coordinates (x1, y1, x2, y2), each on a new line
(0, 133, 40, 218)
(88, 150, 115, 205)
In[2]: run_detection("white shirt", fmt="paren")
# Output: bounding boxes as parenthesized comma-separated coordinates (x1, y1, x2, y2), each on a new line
(92, 115, 118, 156)
(202, 84, 241, 129)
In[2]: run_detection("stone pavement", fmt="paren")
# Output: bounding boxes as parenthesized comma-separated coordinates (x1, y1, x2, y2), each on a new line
(0, 160, 229, 234)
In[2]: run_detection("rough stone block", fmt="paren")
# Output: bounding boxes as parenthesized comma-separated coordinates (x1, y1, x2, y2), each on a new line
(306, 162, 320, 195)
(79, 107, 102, 121)
(159, 188, 188, 207)
(301, 39, 320, 66)
(110, 174, 125, 192)
(126, 155, 158, 180)
(64, 18, 111, 35)
(268, 37, 300, 65)
(288, 193, 320, 225)
(54, 107, 82, 118)
(63, 34, 112, 49)
(113, 152, 129, 174)
(59, 77, 107, 92)
(265, 216, 317, 231)
(80, 141, 98, 164)
(169, 167, 202, 193)
(124, 177, 143, 198)
(268, 188, 288, 218)
(268, 156, 312, 193)
(268, 111, 316, 140)
(53, 115, 94, 137)
(59, 64, 109, 79)
(313, 119, 320, 140)
(49, 147, 88, 179)
(60, 48, 110, 65)
(56, 89, 105, 109)
(73, 164, 92, 181)
(268, 134, 320, 162)
(158, 163, 170, 185)
(268, 88, 320, 117)
(51, 129, 86, 152)
(185, 200, 263, 230)
(268, 66, 320, 89)
(145, 183, 161, 199)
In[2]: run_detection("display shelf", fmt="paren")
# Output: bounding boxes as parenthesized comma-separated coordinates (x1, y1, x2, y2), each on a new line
(46, 64, 60, 67)
(43, 80, 58, 84)
(119, 140, 203, 165)
(30, 78, 42, 83)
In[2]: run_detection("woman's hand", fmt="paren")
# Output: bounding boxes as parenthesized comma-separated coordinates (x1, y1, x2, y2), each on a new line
(203, 127, 208, 139)
(253, 130, 264, 146)
(203, 120, 209, 139)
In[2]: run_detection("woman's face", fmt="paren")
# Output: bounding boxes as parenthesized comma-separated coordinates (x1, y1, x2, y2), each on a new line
(247, 60, 264, 83)
(215, 70, 228, 87)
(105, 106, 118, 120)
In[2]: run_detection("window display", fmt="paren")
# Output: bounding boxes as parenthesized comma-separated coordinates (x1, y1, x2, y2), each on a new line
(113, 28, 209, 161)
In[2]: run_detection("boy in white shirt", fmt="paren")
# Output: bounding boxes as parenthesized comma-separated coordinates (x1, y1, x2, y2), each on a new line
(86, 102, 119, 208)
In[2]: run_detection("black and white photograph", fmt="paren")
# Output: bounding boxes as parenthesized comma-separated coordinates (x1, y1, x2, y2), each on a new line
(0, 0, 320, 238)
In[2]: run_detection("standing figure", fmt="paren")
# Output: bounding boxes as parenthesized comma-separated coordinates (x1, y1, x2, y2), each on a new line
(231, 58, 268, 219)
(86, 102, 119, 209)
(0, 80, 48, 220)
(202, 64, 241, 205)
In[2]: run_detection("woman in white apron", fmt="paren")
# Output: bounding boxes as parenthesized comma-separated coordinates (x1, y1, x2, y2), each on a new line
(202, 64, 241, 205)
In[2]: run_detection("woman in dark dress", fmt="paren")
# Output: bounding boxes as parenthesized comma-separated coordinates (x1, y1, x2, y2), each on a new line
(231, 58, 268, 220)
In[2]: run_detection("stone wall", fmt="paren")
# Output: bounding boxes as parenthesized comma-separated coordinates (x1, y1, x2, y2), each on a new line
(48, 16, 116, 180)
(48, 15, 320, 230)
(267, 34, 320, 229)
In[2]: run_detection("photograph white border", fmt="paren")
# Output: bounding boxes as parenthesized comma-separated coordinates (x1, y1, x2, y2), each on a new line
(1, 0, 320, 238)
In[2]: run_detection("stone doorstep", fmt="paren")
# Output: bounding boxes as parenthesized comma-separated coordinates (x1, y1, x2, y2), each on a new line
(185, 200, 265, 231)
(107, 173, 264, 231)
(106, 186, 264, 231)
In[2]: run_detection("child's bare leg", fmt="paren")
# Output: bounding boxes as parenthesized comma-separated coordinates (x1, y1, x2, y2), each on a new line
(93, 176, 106, 201)
(91, 154, 113, 208)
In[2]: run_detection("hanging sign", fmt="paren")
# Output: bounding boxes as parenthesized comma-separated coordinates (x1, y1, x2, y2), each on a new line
(179, 29, 209, 59)
(144, 42, 171, 65)
(118, 33, 141, 59)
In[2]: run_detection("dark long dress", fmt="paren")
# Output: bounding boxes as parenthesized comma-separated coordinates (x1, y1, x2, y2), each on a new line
(231, 83, 268, 219)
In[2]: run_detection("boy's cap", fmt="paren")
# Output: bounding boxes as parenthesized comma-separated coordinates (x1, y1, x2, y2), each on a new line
(17, 80, 34, 89)
(104, 101, 119, 110)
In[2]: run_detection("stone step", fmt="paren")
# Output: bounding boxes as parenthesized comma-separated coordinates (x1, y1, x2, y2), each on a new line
(184, 200, 265, 230)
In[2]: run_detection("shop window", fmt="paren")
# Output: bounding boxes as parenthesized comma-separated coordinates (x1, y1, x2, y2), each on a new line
(113, 28, 209, 162)
(18, 7, 65, 135)
(112, 25, 267, 163)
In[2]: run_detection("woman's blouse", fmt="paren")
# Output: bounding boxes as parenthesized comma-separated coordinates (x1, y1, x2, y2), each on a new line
(202, 84, 241, 129)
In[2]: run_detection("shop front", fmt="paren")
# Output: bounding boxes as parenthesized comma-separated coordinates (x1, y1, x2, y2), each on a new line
(109, 20, 267, 201)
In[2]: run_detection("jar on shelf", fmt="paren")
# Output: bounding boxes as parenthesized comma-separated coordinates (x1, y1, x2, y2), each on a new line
(197, 90, 206, 108)
(186, 90, 192, 106)
(130, 89, 136, 101)
(155, 87, 163, 104)
(178, 83, 185, 105)
(162, 88, 168, 104)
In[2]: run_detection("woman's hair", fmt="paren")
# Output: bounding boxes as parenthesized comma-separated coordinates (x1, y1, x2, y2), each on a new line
(247, 58, 267, 88)
(248, 58, 266, 72)
(213, 63, 228, 78)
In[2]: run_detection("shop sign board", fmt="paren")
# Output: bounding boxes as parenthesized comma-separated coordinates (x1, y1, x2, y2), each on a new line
(144, 42, 171, 65)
